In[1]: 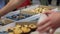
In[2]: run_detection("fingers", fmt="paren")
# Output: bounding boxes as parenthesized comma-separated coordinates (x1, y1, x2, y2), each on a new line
(42, 10, 54, 14)
(37, 27, 51, 34)
(37, 21, 51, 32)
(49, 28, 56, 34)
(42, 10, 55, 16)
(40, 27, 51, 32)
(37, 18, 50, 27)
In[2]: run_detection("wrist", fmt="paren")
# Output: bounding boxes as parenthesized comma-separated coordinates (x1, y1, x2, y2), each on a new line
(0, 9, 3, 17)
(0, 9, 10, 17)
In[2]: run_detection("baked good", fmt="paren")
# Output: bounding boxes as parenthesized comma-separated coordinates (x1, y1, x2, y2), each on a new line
(16, 24, 21, 28)
(29, 24, 37, 29)
(21, 26, 31, 33)
(23, 25, 28, 27)
(13, 29, 23, 34)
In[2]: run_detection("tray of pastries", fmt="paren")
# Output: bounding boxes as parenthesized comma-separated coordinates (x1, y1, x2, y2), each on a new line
(7, 22, 37, 34)
(0, 21, 38, 34)
(0, 22, 60, 34)
(20, 5, 55, 15)
(0, 21, 60, 34)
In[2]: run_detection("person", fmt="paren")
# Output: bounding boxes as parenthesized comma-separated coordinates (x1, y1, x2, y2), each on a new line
(39, 0, 48, 6)
(0, 0, 5, 9)
(57, 0, 60, 6)
(48, 0, 52, 5)
(17, 0, 31, 9)
(37, 11, 60, 34)
(48, 0, 60, 6)
(0, 0, 27, 17)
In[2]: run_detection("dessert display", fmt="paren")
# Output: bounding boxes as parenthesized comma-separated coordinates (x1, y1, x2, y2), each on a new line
(0, 5, 56, 34)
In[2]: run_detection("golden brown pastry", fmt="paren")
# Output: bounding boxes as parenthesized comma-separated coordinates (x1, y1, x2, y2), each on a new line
(23, 25, 28, 27)
(29, 24, 37, 29)
(13, 29, 23, 34)
(31, 6, 51, 14)
(16, 24, 21, 28)
(21, 26, 31, 33)
(13, 25, 22, 34)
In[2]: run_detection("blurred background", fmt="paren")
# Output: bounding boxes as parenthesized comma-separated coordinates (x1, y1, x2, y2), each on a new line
(32, 0, 60, 6)
(5, 0, 60, 6)
(3, 0, 60, 11)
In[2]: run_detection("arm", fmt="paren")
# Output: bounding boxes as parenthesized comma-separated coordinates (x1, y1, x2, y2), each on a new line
(0, 0, 24, 17)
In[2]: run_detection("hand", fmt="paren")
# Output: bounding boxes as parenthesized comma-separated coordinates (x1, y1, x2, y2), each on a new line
(37, 11, 60, 34)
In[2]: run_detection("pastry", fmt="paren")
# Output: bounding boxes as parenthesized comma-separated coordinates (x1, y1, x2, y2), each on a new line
(13, 29, 22, 34)
(23, 25, 28, 27)
(29, 24, 37, 31)
(16, 24, 21, 28)
(29, 24, 37, 29)
(21, 26, 31, 33)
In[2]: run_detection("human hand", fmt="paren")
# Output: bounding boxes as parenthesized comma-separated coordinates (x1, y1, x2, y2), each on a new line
(37, 11, 60, 34)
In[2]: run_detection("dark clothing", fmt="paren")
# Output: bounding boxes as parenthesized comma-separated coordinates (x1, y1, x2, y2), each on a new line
(39, 0, 48, 6)
(0, 0, 5, 9)
(57, 0, 60, 6)
(48, 0, 52, 5)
